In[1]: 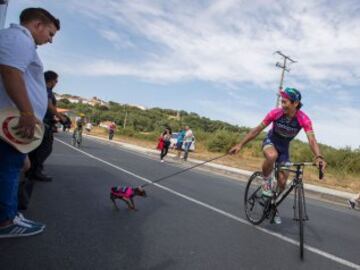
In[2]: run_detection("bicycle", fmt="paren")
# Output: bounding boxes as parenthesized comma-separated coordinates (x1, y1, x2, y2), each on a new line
(244, 161, 324, 260)
(72, 128, 83, 148)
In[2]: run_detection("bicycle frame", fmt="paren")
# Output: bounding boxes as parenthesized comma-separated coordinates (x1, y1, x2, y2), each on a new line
(271, 163, 310, 220)
(244, 161, 323, 259)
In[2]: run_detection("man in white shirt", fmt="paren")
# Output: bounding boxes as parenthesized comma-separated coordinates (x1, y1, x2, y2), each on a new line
(183, 126, 194, 161)
(0, 7, 60, 238)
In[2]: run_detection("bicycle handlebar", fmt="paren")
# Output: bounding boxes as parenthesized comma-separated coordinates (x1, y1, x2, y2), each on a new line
(280, 162, 313, 167)
(278, 161, 324, 180)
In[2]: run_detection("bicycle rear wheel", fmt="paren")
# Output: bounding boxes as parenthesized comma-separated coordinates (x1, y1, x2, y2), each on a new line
(244, 171, 269, 225)
(297, 186, 305, 260)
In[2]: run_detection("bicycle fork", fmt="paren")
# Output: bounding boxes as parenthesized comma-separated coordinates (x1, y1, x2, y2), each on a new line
(293, 184, 309, 221)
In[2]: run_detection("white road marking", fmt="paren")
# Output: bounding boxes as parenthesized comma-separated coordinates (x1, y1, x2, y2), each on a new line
(55, 138, 360, 270)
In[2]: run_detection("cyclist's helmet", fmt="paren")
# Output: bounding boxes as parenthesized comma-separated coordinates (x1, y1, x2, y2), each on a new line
(280, 87, 301, 102)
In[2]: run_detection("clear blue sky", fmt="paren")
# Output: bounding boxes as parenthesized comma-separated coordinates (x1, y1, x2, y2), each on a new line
(4, 0, 360, 148)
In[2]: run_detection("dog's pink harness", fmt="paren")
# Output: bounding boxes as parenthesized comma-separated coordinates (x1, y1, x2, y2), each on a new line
(111, 186, 134, 199)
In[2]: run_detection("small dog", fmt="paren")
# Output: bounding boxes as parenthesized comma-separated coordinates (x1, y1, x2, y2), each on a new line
(110, 186, 147, 211)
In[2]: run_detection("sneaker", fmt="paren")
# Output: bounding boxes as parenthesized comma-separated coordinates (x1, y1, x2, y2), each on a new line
(29, 172, 52, 182)
(273, 212, 282, 225)
(348, 199, 356, 209)
(160, 160, 164, 163)
(262, 178, 274, 197)
(15, 213, 46, 229)
(0, 222, 44, 238)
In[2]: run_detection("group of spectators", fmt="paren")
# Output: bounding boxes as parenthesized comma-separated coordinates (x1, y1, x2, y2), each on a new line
(0, 7, 63, 238)
(158, 125, 194, 162)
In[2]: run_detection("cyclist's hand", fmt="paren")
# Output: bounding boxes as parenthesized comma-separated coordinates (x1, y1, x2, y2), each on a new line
(315, 158, 326, 170)
(229, 144, 242, 155)
(315, 157, 326, 180)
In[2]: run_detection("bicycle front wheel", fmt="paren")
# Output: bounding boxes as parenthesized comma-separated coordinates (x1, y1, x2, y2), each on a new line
(297, 186, 305, 260)
(244, 171, 269, 225)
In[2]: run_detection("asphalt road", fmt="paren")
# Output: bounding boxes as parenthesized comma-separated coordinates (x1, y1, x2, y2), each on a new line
(1, 132, 359, 270)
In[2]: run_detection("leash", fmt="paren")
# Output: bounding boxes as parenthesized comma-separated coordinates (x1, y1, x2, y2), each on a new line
(140, 153, 228, 188)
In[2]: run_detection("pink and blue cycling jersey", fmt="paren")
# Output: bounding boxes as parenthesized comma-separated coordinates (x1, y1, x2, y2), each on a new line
(261, 108, 314, 144)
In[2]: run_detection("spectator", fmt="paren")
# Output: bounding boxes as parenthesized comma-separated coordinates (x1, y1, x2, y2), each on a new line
(160, 127, 172, 162)
(348, 193, 360, 209)
(109, 121, 116, 140)
(27, 70, 64, 182)
(183, 126, 194, 161)
(176, 127, 186, 159)
(0, 7, 60, 238)
(61, 114, 71, 132)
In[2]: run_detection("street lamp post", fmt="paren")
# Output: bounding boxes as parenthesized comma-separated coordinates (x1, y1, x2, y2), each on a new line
(274, 51, 296, 107)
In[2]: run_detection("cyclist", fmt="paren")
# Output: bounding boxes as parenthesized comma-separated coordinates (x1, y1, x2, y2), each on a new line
(73, 113, 85, 143)
(229, 88, 326, 224)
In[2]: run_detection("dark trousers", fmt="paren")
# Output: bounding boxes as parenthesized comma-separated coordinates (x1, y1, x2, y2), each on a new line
(28, 125, 54, 175)
(160, 141, 170, 160)
(109, 130, 115, 140)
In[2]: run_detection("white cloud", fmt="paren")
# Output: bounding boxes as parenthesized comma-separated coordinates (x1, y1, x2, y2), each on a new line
(56, 0, 360, 91)
(308, 106, 360, 149)
(99, 29, 135, 49)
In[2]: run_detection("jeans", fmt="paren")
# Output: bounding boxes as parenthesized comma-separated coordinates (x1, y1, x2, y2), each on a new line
(183, 142, 192, 161)
(0, 140, 26, 222)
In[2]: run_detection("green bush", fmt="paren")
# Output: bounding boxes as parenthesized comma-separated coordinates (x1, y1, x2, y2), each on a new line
(134, 131, 159, 142)
(118, 127, 135, 137)
(206, 130, 239, 152)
